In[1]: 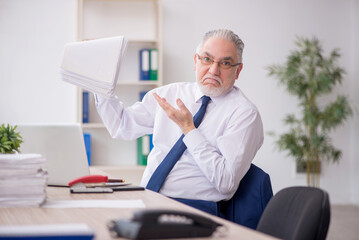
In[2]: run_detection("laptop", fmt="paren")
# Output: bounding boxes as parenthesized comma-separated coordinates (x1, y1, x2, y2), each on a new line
(16, 123, 90, 186)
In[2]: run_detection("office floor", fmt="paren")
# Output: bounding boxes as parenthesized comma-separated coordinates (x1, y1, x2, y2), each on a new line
(327, 205, 359, 240)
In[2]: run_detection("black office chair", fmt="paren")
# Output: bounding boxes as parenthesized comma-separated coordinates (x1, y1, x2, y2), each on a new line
(256, 186, 330, 240)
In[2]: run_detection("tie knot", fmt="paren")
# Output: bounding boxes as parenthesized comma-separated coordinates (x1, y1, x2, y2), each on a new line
(201, 96, 211, 106)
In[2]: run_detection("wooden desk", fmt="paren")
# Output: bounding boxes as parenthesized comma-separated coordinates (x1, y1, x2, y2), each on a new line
(0, 169, 277, 240)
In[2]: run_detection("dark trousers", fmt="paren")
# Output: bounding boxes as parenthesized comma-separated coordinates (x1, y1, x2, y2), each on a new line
(171, 197, 222, 217)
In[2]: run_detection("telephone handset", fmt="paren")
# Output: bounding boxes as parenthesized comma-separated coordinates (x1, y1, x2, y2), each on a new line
(108, 209, 223, 239)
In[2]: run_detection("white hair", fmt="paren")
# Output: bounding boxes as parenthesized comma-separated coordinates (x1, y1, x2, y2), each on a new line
(196, 29, 244, 63)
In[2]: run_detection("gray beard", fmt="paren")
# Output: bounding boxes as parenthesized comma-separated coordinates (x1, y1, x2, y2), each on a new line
(198, 82, 225, 97)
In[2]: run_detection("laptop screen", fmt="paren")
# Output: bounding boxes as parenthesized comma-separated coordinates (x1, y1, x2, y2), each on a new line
(16, 123, 90, 186)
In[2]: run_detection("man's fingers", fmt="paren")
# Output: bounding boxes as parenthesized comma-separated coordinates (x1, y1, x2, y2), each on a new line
(154, 93, 171, 110)
(153, 93, 195, 134)
(153, 92, 164, 105)
(176, 98, 190, 114)
(176, 98, 184, 108)
(153, 93, 178, 115)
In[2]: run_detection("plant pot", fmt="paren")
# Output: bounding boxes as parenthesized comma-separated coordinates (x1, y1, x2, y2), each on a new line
(296, 161, 321, 174)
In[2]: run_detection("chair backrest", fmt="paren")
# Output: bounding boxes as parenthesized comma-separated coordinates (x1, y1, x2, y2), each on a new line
(256, 186, 330, 240)
(218, 164, 273, 229)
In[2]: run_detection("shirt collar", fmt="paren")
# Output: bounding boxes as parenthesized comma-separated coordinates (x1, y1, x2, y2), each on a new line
(194, 84, 204, 103)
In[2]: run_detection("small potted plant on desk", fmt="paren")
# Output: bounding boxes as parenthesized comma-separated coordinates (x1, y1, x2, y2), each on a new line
(0, 124, 23, 154)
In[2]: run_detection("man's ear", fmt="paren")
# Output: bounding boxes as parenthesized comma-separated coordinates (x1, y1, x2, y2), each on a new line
(194, 54, 198, 71)
(235, 63, 243, 79)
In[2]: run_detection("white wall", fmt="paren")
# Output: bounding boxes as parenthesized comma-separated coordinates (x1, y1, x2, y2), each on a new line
(350, 0, 359, 204)
(1, 0, 358, 205)
(162, 0, 359, 205)
(0, 0, 78, 123)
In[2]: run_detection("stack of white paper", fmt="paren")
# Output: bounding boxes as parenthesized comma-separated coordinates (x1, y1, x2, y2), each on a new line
(60, 36, 128, 98)
(0, 153, 48, 207)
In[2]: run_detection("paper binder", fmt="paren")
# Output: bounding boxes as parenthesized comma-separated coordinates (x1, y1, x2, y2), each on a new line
(139, 49, 150, 80)
(149, 49, 158, 81)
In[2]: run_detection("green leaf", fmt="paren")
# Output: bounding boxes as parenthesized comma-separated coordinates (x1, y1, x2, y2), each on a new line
(0, 123, 23, 153)
(320, 96, 353, 131)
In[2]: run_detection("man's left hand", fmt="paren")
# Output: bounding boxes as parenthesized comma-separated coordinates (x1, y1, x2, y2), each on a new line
(153, 93, 195, 135)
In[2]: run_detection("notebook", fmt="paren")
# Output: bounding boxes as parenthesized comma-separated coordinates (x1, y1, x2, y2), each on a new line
(16, 123, 90, 186)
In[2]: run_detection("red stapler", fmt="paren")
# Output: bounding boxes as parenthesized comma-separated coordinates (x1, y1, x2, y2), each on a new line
(68, 175, 125, 187)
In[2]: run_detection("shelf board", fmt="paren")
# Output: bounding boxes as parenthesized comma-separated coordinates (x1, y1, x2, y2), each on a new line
(127, 39, 158, 44)
(82, 123, 105, 129)
(80, 38, 158, 44)
(117, 81, 160, 86)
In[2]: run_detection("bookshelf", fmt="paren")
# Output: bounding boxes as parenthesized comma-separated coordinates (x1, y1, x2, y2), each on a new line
(77, 0, 163, 166)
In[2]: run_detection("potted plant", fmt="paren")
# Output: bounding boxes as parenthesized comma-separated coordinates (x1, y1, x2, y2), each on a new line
(0, 124, 23, 154)
(267, 37, 352, 186)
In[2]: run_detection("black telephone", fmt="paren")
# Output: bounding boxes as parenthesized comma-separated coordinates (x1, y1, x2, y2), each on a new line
(107, 209, 223, 239)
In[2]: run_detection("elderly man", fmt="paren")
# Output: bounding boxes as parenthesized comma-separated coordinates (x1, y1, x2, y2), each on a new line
(95, 29, 264, 217)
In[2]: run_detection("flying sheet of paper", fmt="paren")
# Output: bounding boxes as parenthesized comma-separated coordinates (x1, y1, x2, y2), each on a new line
(42, 199, 145, 209)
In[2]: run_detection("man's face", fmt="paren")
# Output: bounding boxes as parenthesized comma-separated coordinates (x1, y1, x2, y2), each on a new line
(194, 37, 243, 97)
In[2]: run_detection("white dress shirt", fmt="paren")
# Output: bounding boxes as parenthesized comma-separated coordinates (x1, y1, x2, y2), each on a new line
(95, 82, 263, 202)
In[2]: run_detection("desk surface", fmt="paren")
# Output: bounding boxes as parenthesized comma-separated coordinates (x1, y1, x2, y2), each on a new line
(0, 168, 277, 240)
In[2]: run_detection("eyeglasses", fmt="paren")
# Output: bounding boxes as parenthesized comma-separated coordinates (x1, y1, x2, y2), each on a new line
(197, 54, 241, 70)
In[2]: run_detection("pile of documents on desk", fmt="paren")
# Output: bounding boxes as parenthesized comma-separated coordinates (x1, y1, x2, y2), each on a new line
(0, 153, 48, 207)
(60, 36, 128, 98)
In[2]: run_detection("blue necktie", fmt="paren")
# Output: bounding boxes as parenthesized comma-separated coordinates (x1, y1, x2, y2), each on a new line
(146, 96, 211, 192)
